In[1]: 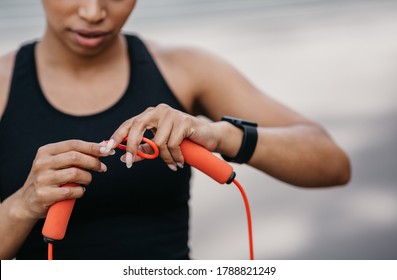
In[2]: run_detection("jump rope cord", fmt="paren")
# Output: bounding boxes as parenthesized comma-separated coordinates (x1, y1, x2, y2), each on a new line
(46, 138, 254, 260)
(47, 180, 254, 260)
(233, 178, 254, 260)
(48, 243, 53, 260)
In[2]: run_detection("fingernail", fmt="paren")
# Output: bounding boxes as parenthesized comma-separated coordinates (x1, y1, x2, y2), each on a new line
(177, 162, 184, 169)
(100, 162, 107, 172)
(167, 164, 177, 171)
(105, 139, 114, 152)
(120, 155, 126, 163)
(126, 152, 133, 168)
(99, 146, 107, 154)
(109, 149, 116, 155)
(82, 186, 86, 192)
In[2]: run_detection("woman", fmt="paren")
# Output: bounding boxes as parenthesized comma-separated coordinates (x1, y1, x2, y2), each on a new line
(0, 0, 350, 259)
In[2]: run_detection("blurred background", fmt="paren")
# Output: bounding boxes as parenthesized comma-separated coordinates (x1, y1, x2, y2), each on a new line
(1, 0, 396, 259)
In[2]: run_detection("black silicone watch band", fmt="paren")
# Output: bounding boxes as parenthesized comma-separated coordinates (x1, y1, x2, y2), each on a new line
(221, 116, 258, 164)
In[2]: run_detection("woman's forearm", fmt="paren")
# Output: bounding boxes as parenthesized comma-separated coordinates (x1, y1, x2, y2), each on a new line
(216, 121, 350, 188)
(249, 124, 351, 187)
(0, 190, 38, 259)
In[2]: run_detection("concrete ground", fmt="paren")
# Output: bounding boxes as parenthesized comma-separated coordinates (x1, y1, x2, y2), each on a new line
(1, 0, 396, 259)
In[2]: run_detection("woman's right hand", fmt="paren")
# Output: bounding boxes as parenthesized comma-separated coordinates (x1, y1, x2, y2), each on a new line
(16, 140, 110, 221)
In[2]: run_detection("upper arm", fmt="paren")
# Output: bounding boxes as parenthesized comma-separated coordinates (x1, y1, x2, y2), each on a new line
(187, 49, 313, 127)
(0, 52, 16, 120)
(147, 41, 313, 127)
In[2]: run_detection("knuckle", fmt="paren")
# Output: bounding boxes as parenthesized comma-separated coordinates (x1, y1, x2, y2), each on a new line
(62, 187, 74, 199)
(34, 187, 47, 203)
(68, 151, 80, 163)
(36, 146, 46, 156)
(35, 173, 47, 186)
(144, 106, 155, 112)
(36, 144, 52, 157)
(85, 173, 93, 184)
(183, 113, 193, 123)
(120, 119, 131, 127)
(68, 139, 81, 150)
(179, 113, 193, 126)
(33, 157, 47, 171)
(157, 103, 170, 110)
(67, 168, 80, 180)
(167, 143, 183, 159)
(167, 141, 179, 151)
(113, 129, 125, 140)
(90, 143, 96, 154)
(131, 117, 150, 133)
(161, 153, 174, 164)
(132, 114, 145, 125)
(156, 141, 168, 151)
(119, 119, 132, 129)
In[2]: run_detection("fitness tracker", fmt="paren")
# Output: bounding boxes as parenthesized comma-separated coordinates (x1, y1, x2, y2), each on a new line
(221, 116, 258, 164)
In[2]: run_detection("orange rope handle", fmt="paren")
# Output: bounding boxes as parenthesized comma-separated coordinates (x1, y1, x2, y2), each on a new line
(233, 179, 254, 260)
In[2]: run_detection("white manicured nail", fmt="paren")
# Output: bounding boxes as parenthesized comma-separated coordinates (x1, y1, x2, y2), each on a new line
(120, 155, 126, 163)
(167, 164, 177, 171)
(105, 139, 114, 152)
(126, 152, 133, 168)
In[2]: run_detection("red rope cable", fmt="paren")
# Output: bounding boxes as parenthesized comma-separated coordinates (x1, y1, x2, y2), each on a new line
(45, 138, 254, 260)
(48, 243, 53, 260)
(233, 178, 254, 260)
(47, 179, 255, 260)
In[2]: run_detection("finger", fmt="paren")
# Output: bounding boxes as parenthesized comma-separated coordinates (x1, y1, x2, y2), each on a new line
(105, 118, 134, 153)
(123, 144, 153, 163)
(98, 141, 115, 156)
(37, 185, 86, 208)
(124, 111, 158, 168)
(39, 140, 108, 158)
(166, 131, 185, 169)
(137, 143, 156, 159)
(164, 115, 195, 168)
(151, 120, 178, 171)
(120, 153, 145, 164)
(57, 185, 86, 200)
(51, 151, 107, 173)
(108, 107, 155, 153)
(45, 167, 93, 187)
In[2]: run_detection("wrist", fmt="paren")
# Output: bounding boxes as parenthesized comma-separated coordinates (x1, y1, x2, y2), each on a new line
(219, 116, 258, 164)
(5, 189, 39, 224)
(215, 120, 244, 158)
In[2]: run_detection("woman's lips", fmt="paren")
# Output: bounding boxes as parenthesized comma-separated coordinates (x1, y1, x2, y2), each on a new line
(71, 30, 111, 48)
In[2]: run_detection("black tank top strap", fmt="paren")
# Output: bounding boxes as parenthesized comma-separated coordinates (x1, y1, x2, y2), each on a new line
(1, 41, 38, 125)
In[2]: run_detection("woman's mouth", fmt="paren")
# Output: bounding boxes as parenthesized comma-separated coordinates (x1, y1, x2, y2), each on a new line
(72, 30, 111, 48)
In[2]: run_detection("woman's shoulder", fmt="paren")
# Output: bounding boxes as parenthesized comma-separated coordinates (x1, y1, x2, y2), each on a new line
(137, 37, 248, 116)
(142, 38, 243, 88)
(142, 38, 223, 71)
(0, 51, 17, 119)
(139, 38, 226, 113)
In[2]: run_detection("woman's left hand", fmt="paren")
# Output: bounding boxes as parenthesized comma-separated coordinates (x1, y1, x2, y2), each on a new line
(104, 104, 224, 170)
